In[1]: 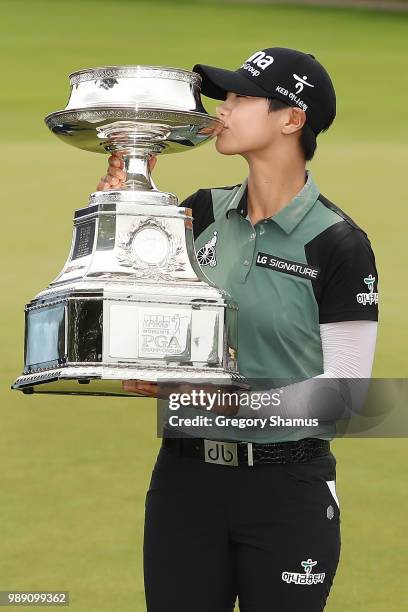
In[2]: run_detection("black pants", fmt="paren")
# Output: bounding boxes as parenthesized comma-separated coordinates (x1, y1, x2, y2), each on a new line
(144, 442, 341, 612)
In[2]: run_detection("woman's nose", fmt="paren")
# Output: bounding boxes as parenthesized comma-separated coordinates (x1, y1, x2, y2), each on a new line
(216, 102, 228, 120)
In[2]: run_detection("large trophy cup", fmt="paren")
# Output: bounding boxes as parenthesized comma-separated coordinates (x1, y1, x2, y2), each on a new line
(12, 66, 246, 396)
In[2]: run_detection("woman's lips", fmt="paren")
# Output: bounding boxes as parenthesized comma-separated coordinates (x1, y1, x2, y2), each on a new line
(215, 124, 228, 137)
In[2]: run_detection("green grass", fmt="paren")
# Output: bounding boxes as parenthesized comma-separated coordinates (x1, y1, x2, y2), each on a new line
(1, 1, 407, 611)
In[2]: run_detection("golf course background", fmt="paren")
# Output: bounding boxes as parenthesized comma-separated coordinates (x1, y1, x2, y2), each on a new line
(1, 1, 407, 610)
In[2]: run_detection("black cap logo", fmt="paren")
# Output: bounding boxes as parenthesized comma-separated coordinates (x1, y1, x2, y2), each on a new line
(293, 74, 315, 94)
(241, 50, 274, 77)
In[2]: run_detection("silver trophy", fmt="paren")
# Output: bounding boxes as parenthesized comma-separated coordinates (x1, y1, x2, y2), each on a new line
(12, 65, 246, 396)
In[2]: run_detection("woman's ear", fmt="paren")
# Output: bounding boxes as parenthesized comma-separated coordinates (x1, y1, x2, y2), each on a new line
(281, 107, 306, 135)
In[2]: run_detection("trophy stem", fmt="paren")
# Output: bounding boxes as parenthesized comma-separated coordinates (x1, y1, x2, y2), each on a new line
(122, 151, 158, 191)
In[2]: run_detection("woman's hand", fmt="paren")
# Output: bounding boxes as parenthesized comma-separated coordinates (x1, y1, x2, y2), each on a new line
(122, 380, 158, 397)
(121, 380, 197, 399)
(96, 152, 157, 191)
(121, 380, 240, 416)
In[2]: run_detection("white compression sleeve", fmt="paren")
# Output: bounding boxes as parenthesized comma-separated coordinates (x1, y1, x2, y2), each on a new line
(315, 320, 378, 379)
(236, 320, 378, 421)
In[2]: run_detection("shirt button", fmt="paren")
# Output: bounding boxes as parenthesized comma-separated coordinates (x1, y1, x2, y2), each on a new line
(243, 259, 250, 266)
(250, 232, 256, 240)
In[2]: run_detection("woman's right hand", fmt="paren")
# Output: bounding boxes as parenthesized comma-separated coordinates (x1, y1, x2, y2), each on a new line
(96, 152, 157, 191)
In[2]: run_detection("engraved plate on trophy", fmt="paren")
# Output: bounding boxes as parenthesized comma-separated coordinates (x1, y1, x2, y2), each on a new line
(137, 308, 191, 359)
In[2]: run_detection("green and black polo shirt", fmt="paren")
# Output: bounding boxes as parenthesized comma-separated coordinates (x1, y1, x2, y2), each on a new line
(171, 169, 379, 443)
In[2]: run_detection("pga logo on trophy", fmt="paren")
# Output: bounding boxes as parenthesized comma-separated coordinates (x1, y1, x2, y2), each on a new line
(12, 65, 247, 396)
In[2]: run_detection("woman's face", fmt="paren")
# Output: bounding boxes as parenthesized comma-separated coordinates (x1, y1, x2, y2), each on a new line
(215, 91, 301, 157)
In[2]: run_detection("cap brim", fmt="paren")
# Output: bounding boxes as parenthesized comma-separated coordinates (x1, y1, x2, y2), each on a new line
(193, 64, 270, 100)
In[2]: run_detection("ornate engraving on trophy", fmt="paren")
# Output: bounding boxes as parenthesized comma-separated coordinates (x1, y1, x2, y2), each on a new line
(132, 227, 169, 265)
(116, 218, 184, 279)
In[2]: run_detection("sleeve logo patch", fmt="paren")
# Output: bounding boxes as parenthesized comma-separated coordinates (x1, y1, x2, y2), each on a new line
(356, 274, 379, 305)
(255, 252, 320, 280)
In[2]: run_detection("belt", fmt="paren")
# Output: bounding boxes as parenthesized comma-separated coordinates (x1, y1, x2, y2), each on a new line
(162, 428, 330, 467)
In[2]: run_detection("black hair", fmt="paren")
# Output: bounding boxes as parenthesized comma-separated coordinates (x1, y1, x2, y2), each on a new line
(266, 97, 317, 162)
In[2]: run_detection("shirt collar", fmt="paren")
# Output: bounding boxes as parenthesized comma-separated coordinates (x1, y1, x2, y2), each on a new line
(225, 170, 320, 234)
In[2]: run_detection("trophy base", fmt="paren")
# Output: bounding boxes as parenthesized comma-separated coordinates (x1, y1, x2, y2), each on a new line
(12, 365, 248, 397)
(13, 178, 247, 398)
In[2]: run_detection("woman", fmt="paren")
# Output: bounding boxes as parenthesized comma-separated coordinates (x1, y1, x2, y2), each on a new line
(97, 47, 379, 612)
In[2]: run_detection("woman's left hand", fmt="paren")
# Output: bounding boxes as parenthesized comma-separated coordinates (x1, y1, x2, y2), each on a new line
(121, 380, 192, 399)
(121, 380, 240, 415)
(122, 380, 158, 397)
